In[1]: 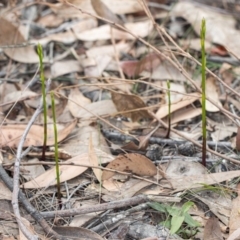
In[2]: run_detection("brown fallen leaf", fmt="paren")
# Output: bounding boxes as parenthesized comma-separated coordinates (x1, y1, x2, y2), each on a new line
(35, 30, 76, 46)
(203, 216, 223, 240)
(210, 44, 228, 56)
(86, 41, 130, 57)
(121, 53, 161, 77)
(22, 125, 114, 189)
(2, 90, 38, 112)
(37, 13, 64, 28)
(103, 178, 153, 199)
(102, 153, 157, 181)
(50, 60, 83, 78)
(0, 18, 46, 63)
(170, 170, 240, 192)
(171, 1, 240, 59)
(228, 229, 240, 240)
(0, 120, 77, 147)
(220, 63, 234, 85)
(111, 92, 152, 122)
(156, 92, 201, 120)
(91, 0, 123, 25)
(229, 184, 240, 235)
(62, 125, 113, 163)
(76, 20, 153, 41)
(22, 153, 89, 188)
(1, 236, 15, 240)
(20, 158, 45, 181)
(53, 226, 104, 240)
(205, 77, 222, 112)
(169, 106, 202, 125)
(67, 88, 91, 116)
(68, 99, 117, 119)
(195, 190, 231, 226)
(56, 0, 143, 19)
(83, 55, 111, 77)
(88, 135, 102, 182)
(236, 127, 240, 151)
(0, 181, 12, 200)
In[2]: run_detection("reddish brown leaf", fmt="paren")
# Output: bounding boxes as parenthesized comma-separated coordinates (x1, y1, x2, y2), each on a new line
(219, 64, 234, 85)
(236, 127, 240, 151)
(102, 153, 157, 180)
(210, 45, 228, 56)
(203, 216, 223, 240)
(121, 53, 161, 77)
(111, 92, 152, 122)
(122, 140, 148, 152)
(91, 0, 123, 25)
(0, 18, 42, 63)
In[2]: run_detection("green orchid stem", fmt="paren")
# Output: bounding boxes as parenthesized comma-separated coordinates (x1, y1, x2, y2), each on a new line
(37, 44, 47, 161)
(166, 80, 171, 138)
(51, 91, 61, 205)
(200, 19, 207, 167)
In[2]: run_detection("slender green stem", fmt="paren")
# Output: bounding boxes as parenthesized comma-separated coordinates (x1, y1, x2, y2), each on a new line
(51, 91, 61, 203)
(200, 19, 207, 166)
(166, 80, 171, 138)
(37, 44, 47, 160)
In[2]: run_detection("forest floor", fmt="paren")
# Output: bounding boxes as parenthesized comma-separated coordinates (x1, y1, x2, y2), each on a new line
(1, 0, 240, 239)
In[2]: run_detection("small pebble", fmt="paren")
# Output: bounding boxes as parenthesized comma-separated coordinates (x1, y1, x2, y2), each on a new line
(146, 144, 162, 161)
(178, 142, 196, 156)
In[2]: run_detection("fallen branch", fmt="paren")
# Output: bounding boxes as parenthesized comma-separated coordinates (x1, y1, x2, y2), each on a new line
(41, 194, 148, 218)
(101, 128, 232, 148)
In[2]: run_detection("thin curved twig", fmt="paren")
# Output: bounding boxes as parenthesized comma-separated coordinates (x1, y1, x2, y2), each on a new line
(11, 79, 62, 240)
(0, 165, 63, 239)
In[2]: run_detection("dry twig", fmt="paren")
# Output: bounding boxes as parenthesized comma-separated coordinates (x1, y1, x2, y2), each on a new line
(10, 78, 63, 240)
(0, 165, 63, 239)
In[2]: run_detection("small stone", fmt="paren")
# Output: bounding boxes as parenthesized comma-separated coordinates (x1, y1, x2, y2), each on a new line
(178, 142, 196, 156)
(146, 144, 162, 161)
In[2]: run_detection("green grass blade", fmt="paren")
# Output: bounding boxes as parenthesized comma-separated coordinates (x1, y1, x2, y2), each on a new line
(200, 19, 207, 166)
(51, 91, 61, 202)
(166, 80, 171, 138)
(37, 44, 48, 160)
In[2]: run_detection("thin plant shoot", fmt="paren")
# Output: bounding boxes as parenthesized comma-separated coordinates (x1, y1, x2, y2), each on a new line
(166, 80, 171, 138)
(37, 44, 48, 160)
(200, 19, 207, 167)
(51, 91, 61, 205)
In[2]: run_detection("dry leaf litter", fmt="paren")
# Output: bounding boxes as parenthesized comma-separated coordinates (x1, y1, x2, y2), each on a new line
(1, 0, 240, 239)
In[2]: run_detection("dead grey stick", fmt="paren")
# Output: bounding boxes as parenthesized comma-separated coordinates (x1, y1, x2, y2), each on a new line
(12, 79, 51, 240)
(41, 194, 148, 218)
(0, 165, 63, 240)
(101, 129, 232, 148)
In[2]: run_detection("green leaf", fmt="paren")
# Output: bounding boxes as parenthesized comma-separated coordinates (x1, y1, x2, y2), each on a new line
(170, 215, 185, 234)
(184, 213, 201, 227)
(148, 202, 167, 213)
(161, 219, 171, 229)
(166, 206, 181, 217)
(181, 201, 194, 214)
